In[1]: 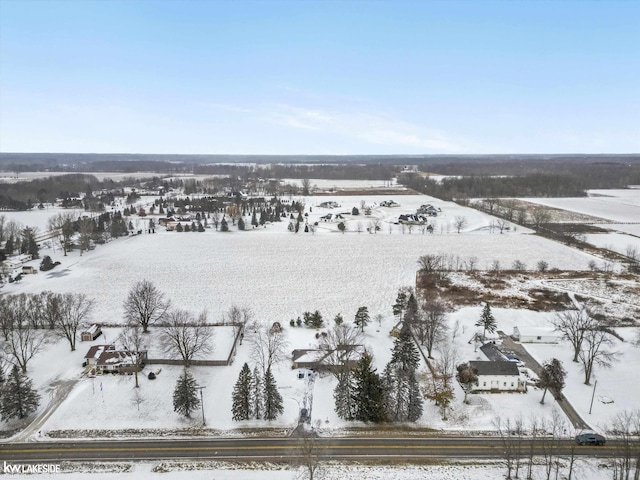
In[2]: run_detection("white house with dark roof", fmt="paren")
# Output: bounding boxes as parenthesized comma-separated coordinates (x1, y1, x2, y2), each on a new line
(469, 361, 525, 392)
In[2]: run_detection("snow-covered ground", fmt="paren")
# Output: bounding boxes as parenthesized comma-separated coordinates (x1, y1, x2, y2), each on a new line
(1, 186, 637, 480)
(584, 232, 640, 256)
(522, 189, 640, 223)
(2, 459, 611, 480)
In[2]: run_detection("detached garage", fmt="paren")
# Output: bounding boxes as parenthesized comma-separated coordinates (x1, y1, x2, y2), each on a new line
(512, 326, 562, 344)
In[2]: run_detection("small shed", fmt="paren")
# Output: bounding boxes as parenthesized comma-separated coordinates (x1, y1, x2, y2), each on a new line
(21, 266, 38, 274)
(512, 326, 562, 344)
(81, 324, 102, 342)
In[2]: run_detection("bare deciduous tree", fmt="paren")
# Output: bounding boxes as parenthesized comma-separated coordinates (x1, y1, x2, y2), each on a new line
(56, 293, 94, 351)
(298, 429, 323, 480)
(553, 307, 596, 362)
(606, 409, 640, 480)
(123, 279, 171, 333)
(119, 323, 149, 387)
(496, 218, 509, 234)
(161, 309, 213, 367)
(578, 326, 620, 385)
(5, 324, 46, 373)
(531, 207, 551, 229)
(416, 301, 448, 358)
(131, 388, 145, 412)
(248, 322, 289, 375)
(47, 211, 76, 256)
(224, 305, 253, 327)
(453, 215, 468, 233)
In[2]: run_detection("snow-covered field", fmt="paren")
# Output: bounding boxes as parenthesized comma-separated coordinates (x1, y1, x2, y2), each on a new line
(522, 189, 640, 223)
(584, 232, 640, 256)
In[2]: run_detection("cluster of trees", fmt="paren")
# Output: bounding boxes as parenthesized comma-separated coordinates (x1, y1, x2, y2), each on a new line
(0, 173, 141, 209)
(400, 172, 589, 201)
(0, 292, 94, 372)
(231, 363, 283, 421)
(332, 326, 423, 423)
(289, 307, 374, 333)
(553, 307, 620, 385)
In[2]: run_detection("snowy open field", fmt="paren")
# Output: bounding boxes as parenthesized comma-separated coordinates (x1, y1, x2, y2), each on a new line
(584, 232, 640, 256)
(522, 189, 640, 223)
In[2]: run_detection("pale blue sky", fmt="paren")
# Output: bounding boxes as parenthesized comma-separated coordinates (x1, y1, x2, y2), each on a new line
(0, 0, 638, 154)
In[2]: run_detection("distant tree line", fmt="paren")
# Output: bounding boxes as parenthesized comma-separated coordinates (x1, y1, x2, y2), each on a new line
(400, 173, 588, 200)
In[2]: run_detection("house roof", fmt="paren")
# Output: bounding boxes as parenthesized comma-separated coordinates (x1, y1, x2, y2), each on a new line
(470, 361, 519, 376)
(97, 350, 135, 367)
(513, 326, 560, 337)
(480, 343, 508, 362)
(83, 324, 101, 335)
(85, 344, 114, 360)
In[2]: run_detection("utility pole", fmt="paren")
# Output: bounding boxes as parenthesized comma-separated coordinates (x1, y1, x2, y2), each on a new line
(588, 379, 597, 414)
(195, 386, 206, 425)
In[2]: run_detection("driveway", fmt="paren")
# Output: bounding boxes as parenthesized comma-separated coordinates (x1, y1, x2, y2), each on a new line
(499, 333, 590, 430)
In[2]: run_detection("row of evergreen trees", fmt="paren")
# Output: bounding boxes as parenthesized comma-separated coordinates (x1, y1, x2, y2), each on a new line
(335, 328, 423, 423)
(232, 364, 283, 421)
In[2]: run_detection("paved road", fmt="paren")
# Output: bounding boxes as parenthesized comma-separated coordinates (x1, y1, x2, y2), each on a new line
(1, 437, 629, 464)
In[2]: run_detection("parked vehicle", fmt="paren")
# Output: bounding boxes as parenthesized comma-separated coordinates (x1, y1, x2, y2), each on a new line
(575, 433, 606, 446)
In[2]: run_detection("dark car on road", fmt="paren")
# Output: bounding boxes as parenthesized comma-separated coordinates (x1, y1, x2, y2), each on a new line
(575, 433, 606, 446)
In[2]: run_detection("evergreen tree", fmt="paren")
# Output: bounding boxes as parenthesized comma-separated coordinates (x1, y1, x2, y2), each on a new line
(352, 354, 386, 422)
(251, 210, 258, 228)
(231, 363, 253, 421)
(383, 328, 423, 421)
(220, 217, 229, 232)
(238, 217, 245, 231)
(406, 370, 424, 422)
(333, 375, 355, 420)
(0, 366, 40, 420)
(252, 366, 263, 420)
(173, 369, 200, 418)
(263, 367, 283, 421)
(392, 288, 408, 319)
(4, 236, 14, 254)
(537, 358, 567, 405)
(390, 328, 420, 372)
(403, 293, 419, 326)
(334, 314, 344, 326)
(475, 303, 497, 340)
(354, 306, 370, 333)
(20, 227, 39, 259)
(303, 311, 324, 329)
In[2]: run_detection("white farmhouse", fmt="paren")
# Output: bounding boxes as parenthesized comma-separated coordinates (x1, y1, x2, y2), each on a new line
(469, 361, 525, 392)
(512, 326, 562, 344)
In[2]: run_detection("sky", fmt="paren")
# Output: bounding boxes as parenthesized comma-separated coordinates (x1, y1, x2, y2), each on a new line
(0, 0, 638, 155)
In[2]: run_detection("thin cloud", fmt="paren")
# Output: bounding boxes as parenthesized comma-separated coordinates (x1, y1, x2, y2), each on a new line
(265, 104, 466, 153)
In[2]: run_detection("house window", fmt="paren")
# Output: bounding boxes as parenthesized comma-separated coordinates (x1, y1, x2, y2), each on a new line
(511, 382, 514, 387)
(483, 382, 486, 387)
(537, 336, 542, 340)
(503, 382, 507, 387)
